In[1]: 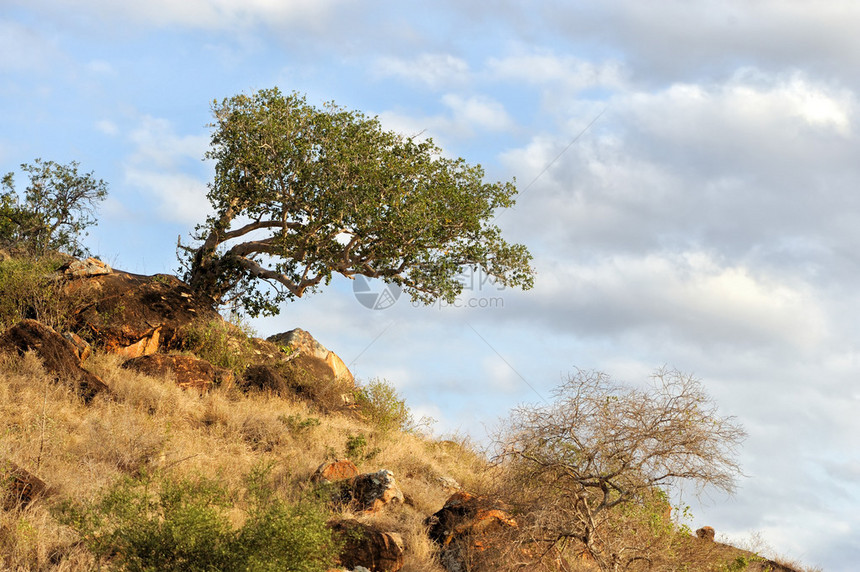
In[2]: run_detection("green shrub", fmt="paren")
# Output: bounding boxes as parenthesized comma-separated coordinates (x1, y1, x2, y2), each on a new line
(353, 378, 413, 432)
(55, 468, 338, 572)
(345, 433, 380, 464)
(180, 317, 259, 376)
(0, 255, 83, 330)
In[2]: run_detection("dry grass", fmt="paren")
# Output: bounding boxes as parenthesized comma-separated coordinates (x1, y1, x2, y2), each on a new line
(0, 348, 487, 571)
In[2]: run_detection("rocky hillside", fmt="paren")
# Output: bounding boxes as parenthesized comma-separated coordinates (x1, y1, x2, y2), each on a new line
(0, 254, 813, 571)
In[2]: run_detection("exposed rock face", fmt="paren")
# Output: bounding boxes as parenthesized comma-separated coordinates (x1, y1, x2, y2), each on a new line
(428, 492, 518, 572)
(60, 257, 112, 278)
(0, 319, 108, 402)
(0, 460, 51, 510)
(267, 328, 354, 383)
(62, 331, 92, 362)
(328, 519, 404, 572)
(241, 364, 290, 394)
(122, 354, 233, 392)
(313, 459, 360, 484)
(66, 269, 220, 359)
(349, 470, 405, 513)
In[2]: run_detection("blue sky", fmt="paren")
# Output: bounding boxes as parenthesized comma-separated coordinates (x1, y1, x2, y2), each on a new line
(3, 1, 860, 569)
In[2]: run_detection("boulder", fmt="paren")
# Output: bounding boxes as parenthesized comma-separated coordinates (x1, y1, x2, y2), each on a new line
(122, 354, 233, 392)
(241, 364, 290, 394)
(60, 257, 112, 278)
(328, 519, 404, 572)
(0, 319, 108, 402)
(428, 491, 517, 571)
(267, 328, 354, 383)
(349, 469, 404, 513)
(66, 269, 221, 359)
(62, 331, 92, 362)
(1, 460, 51, 510)
(313, 459, 360, 484)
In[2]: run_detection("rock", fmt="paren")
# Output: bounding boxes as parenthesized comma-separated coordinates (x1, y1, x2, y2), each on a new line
(428, 492, 517, 571)
(62, 331, 92, 362)
(122, 354, 233, 392)
(267, 328, 354, 383)
(349, 469, 404, 513)
(328, 519, 404, 572)
(0, 319, 108, 402)
(696, 526, 716, 542)
(61, 257, 111, 278)
(1, 460, 51, 510)
(241, 364, 290, 394)
(66, 269, 221, 359)
(313, 459, 360, 484)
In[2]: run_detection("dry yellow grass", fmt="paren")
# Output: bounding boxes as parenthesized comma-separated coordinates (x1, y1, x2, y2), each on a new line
(0, 349, 487, 571)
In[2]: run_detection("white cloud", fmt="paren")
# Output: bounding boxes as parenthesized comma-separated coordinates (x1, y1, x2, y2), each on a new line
(440, 94, 514, 133)
(0, 20, 59, 72)
(374, 53, 470, 89)
(487, 51, 627, 94)
(95, 119, 119, 136)
(125, 168, 210, 225)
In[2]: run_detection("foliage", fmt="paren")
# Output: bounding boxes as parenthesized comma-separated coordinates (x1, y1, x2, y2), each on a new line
(345, 433, 380, 464)
(179, 317, 258, 376)
(55, 467, 338, 572)
(354, 378, 413, 433)
(0, 255, 84, 330)
(180, 88, 533, 316)
(493, 367, 747, 571)
(1, 159, 107, 257)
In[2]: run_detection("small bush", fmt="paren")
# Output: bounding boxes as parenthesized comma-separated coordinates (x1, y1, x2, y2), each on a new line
(345, 433, 380, 464)
(353, 378, 413, 432)
(180, 317, 259, 376)
(0, 255, 83, 331)
(55, 467, 338, 572)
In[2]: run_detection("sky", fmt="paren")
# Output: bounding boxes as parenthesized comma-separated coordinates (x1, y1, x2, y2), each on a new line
(2, 1, 858, 569)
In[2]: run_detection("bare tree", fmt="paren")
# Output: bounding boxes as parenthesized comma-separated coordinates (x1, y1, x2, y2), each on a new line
(493, 367, 746, 571)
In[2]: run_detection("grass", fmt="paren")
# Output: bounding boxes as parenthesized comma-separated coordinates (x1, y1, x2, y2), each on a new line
(0, 345, 476, 571)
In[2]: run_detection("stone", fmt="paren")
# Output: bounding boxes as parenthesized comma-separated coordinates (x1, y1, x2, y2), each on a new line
(267, 328, 354, 383)
(66, 269, 221, 359)
(241, 364, 290, 394)
(62, 331, 92, 362)
(428, 491, 517, 571)
(328, 519, 404, 572)
(696, 526, 716, 542)
(122, 354, 233, 392)
(313, 459, 360, 484)
(61, 257, 111, 278)
(1, 459, 51, 510)
(0, 319, 108, 402)
(350, 469, 404, 513)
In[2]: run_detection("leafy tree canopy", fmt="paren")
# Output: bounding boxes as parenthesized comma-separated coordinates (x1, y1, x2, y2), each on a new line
(0, 159, 108, 258)
(181, 88, 533, 316)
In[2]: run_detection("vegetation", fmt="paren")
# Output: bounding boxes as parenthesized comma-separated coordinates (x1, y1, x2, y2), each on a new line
(180, 88, 533, 316)
(55, 466, 338, 572)
(1, 159, 107, 257)
(0, 255, 87, 331)
(493, 368, 747, 571)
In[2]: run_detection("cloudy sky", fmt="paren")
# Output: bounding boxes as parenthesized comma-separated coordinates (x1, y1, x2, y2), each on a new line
(3, 1, 859, 568)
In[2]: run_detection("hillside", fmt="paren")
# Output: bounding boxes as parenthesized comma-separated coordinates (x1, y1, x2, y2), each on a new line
(0, 253, 815, 571)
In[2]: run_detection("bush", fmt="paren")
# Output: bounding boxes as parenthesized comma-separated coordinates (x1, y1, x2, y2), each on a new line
(353, 378, 413, 432)
(179, 317, 259, 376)
(0, 255, 84, 331)
(55, 467, 338, 572)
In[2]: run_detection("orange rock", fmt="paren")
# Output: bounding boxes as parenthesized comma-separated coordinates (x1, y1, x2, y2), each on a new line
(122, 354, 232, 392)
(312, 459, 359, 484)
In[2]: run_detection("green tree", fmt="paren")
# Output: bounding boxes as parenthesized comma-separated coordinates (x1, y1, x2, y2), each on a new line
(181, 88, 533, 316)
(0, 158, 108, 257)
(494, 368, 747, 571)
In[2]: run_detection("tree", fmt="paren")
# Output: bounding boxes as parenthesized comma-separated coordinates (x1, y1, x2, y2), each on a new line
(0, 159, 108, 257)
(180, 88, 533, 316)
(493, 368, 746, 571)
